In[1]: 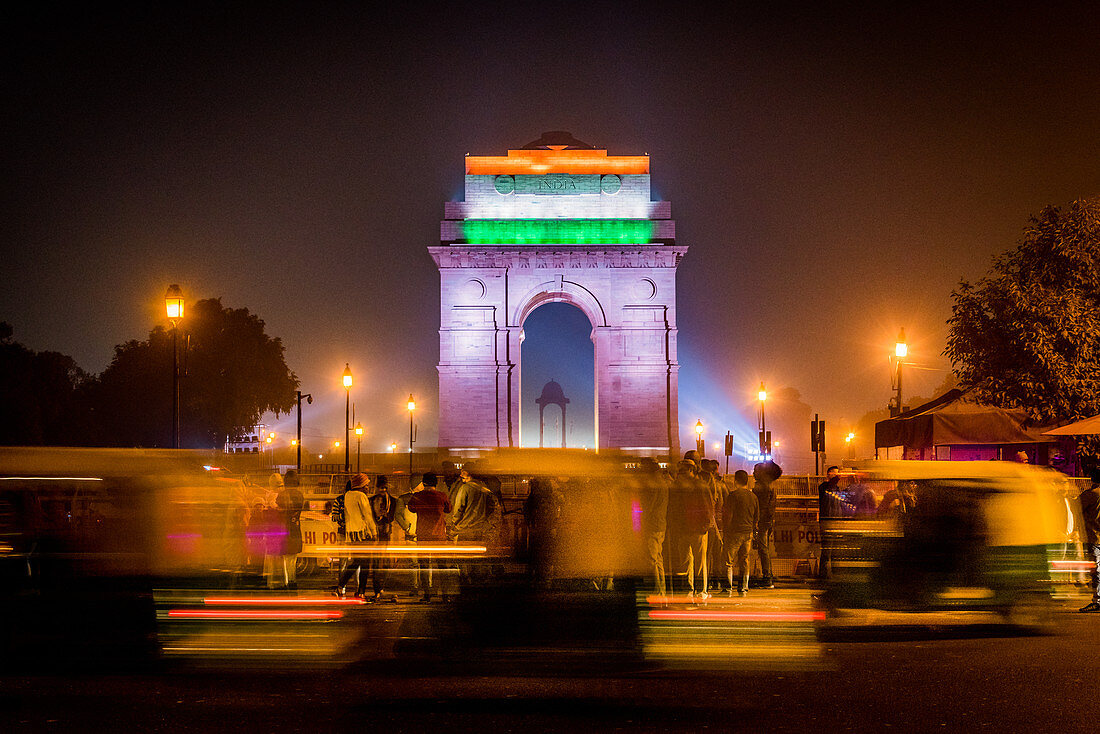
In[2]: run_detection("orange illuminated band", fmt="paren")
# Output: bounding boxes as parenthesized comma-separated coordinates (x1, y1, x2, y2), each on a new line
(168, 609, 343, 620)
(1051, 560, 1096, 571)
(466, 149, 649, 175)
(648, 609, 826, 622)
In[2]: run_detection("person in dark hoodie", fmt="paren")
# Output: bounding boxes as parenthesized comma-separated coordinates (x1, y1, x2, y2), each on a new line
(752, 460, 783, 589)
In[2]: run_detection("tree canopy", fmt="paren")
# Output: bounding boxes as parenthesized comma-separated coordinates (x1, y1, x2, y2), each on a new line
(0, 322, 89, 445)
(89, 298, 298, 448)
(945, 198, 1100, 455)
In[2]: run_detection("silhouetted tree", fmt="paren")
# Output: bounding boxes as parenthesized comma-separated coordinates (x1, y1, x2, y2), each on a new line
(89, 299, 298, 448)
(945, 198, 1100, 459)
(0, 322, 88, 445)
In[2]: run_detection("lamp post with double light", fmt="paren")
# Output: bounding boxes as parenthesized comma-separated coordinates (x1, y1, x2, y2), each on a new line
(296, 390, 312, 473)
(758, 382, 770, 458)
(342, 364, 352, 473)
(355, 422, 364, 473)
(165, 285, 184, 448)
(890, 329, 908, 417)
(407, 394, 416, 476)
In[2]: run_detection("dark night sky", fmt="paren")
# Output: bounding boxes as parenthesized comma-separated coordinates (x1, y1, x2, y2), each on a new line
(3, 2, 1098, 464)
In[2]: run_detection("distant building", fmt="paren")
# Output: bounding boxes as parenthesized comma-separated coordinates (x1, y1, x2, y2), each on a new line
(225, 425, 265, 454)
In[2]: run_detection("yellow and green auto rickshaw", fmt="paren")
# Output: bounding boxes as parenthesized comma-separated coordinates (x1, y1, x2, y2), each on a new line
(819, 460, 1066, 628)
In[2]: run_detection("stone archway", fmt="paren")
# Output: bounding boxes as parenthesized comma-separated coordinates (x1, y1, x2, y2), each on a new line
(430, 133, 686, 457)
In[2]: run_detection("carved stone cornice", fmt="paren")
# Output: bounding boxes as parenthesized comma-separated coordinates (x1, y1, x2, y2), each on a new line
(428, 245, 688, 269)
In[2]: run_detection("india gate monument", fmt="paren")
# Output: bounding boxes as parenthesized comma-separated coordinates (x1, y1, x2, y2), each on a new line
(430, 132, 686, 457)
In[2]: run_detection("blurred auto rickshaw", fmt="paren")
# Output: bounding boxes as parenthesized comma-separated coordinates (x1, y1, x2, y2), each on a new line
(819, 460, 1065, 628)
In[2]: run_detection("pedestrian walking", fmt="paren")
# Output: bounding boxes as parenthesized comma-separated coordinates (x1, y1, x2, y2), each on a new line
(817, 465, 841, 580)
(636, 457, 669, 597)
(1078, 466, 1100, 613)
(669, 458, 717, 599)
(366, 475, 397, 602)
(272, 469, 304, 589)
(333, 473, 373, 598)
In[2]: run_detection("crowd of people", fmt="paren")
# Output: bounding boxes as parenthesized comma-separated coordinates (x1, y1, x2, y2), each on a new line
(328, 463, 504, 602)
(313, 453, 792, 603)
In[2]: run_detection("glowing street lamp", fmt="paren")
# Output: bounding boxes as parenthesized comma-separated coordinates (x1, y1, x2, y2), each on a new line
(341, 364, 353, 473)
(694, 419, 704, 458)
(407, 394, 416, 476)
(165, 284, 184, 449)
(355, 422, 364, 473)
(891, 329, 907, 417)
(846, 431, 856, 459)
(389, 441, 397, 454)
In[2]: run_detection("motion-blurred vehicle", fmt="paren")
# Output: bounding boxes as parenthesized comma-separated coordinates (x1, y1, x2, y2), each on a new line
(818, 460, 1066, 629)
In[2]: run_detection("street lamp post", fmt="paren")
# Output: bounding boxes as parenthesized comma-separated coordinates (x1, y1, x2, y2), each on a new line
(694, 419, 704, 459)
(342, 364, 352, 474)
(296, 390, 312, 474)
(165, 285, 184, 449)
(758, 382, 770, 458)
(846, 431, 856, 460)
(891, 329, 908, 417)
(407, 394, 416, 476)
(355, 422, 364, 473)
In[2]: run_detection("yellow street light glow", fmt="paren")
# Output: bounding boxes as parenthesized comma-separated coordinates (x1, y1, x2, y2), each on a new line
(389, 442, 397, 453)
(355, 422, 364, 436)
(342, 363, 353, 389)
(895, 328, 908, 358)
(291, 439, 297, 446)
(758, 382, 767, 402)
(408, 394, 416, 412)
(165, 284, 184, 321)
(268, 432, 275, 439)
(694, 419, 703, 437)
(334, 441, 340, 448)
(845, 432, 855, 443)
(265, 437, 272, 444)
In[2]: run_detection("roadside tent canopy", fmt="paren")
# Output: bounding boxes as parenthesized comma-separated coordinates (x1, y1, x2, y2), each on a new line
(1043, 414, 1100, 436)
(875, 389, 1059, 449)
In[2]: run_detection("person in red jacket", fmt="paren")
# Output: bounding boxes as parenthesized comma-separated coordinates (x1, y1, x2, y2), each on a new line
(407, 472, 453, 602)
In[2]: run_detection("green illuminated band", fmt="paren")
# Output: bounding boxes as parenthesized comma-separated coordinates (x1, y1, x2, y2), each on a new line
(462, 219, 655, 245)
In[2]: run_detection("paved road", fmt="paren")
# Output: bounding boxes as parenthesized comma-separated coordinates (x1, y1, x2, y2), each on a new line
(4, 584, 1100, 732)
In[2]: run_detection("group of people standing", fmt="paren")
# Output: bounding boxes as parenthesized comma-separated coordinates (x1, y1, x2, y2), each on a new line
(636, 452, 784, 600)
(329, 463, 502, 602)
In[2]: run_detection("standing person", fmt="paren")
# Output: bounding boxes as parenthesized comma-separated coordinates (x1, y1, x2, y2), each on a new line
(752, 461, 782, 589)
(722, 470, 758, 596)
(817, 466, 841, 580)
(701, 460, 727, 591)
(524, 477, 562, 589)
(366, 475, 397, 602)
(407, 472, 453, 602)
(334, 473, 373, 598)
(1078, 467, 1100, 613)
(274, 470, 305, 590)
(449, 467, 497, 583)
(395, 478, 422, 598)
(669, 459, 718, 599)
(636, 457, 669, 597)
